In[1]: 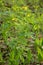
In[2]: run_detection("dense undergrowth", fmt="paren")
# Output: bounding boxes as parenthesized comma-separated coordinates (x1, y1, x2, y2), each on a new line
(0, 0, 43, 65)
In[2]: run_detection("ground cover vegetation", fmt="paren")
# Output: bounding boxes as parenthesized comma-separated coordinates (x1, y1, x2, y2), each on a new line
(0, 0, 43, 65)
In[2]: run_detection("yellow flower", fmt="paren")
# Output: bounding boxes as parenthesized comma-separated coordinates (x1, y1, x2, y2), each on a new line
(27, 14, 30, 17)
(22, 6, 28, 10)
(27, 13, 31, 17)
